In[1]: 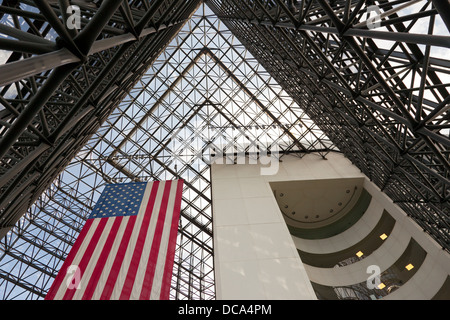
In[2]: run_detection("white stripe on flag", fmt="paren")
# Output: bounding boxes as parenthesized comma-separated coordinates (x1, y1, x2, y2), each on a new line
(53, 217, 101, 300)
(149, 181, 178, 299)
(109, 181, 159, 300)
(72, 216, 116, 299)
(127, 180, 167, 299)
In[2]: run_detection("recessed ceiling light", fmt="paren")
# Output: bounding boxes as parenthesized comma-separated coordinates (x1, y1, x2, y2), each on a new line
(380, 233, 388, 240)
(405, 263, 414, 271)
(356, 251, 363, 257)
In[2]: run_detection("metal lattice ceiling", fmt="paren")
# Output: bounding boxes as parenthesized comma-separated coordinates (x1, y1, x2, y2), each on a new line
(0, 0, 449, 299)
(206, 0, 450, 249)
(0, 2, 335, 299)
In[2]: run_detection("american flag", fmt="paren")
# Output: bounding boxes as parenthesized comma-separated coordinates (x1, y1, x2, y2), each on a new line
(45, 180, 184, 300)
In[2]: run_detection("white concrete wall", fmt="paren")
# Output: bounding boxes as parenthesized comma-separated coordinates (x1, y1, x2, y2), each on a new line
(211, 152, 364, 299)
(211, 152, 450, 300)
(364, 180, 450, 300)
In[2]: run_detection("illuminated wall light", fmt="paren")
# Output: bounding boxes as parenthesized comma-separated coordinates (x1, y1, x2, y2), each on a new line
(356, 251, 364, 257)
(380, 233, 388, 240)
(405, 263, 414, 271)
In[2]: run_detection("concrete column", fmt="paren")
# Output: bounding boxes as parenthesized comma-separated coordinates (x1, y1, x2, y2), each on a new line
(210, 152, 363, 299)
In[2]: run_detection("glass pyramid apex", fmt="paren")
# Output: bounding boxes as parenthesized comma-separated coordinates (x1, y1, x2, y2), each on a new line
(0, 4, 336, 300)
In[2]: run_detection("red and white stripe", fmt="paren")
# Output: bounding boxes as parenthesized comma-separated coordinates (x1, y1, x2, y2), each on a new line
(45, 180, 183, 300)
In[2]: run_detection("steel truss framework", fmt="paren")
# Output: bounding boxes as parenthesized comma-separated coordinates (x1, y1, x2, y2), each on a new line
(0, 0, 448, 300)
(207, 0, 450, 247)
(0, 1, 335, 299)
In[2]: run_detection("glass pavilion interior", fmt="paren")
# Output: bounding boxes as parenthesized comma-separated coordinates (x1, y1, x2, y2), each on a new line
(0, 0, 448, 300)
